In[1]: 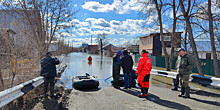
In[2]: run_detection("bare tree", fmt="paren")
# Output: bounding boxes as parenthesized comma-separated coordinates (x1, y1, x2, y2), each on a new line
(179, 0, 204, 76)
(152, 0, 169, 70)
(0, 0, 76, 89)
(208, 0, 220, 77)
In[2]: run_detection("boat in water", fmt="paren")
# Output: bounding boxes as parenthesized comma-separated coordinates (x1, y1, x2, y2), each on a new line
(72, 73, 99, 90)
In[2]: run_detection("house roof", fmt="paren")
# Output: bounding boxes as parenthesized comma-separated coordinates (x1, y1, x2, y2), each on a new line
(103, 44, 116, 49)
(126, 45, 139, 53)
(186, 41, 220, 52)
(0, 28, 16, 34)
(137, 32, 183, 38)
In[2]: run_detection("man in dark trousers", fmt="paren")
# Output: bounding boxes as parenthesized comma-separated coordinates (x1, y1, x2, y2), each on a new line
(176, 48, 193, 98)
(121, 50, 134, 89)
(40, 52, 60, 98)
(112, 50, 122, 89)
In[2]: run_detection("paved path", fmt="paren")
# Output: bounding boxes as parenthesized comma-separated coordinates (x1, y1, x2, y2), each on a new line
(67, 80, 220, 110)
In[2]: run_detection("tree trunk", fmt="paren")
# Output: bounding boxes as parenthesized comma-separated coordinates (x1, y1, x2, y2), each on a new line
(184, 26, 188, 52)
(153, 0, 169, 70)
(168, 0, 177, 71)
(100, 39, 103, 56)
(179, 0, 204, 76)
(0, 71, 4, 89)
(208, 0, 220, 77)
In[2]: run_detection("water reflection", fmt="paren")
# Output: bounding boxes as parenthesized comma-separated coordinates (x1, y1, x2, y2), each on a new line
(57, 52, 112, 89)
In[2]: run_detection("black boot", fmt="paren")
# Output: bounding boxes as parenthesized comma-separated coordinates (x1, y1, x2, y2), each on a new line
(145, 88, 148, 94)
(138, 88, 148, 97)
(183, 87, 190, 98)
(178, 87, 185, 97)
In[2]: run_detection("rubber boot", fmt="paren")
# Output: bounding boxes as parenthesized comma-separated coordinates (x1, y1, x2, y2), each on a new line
(183, 88, 190, 98)
(178, 87, 185, 97)
(138, 88, 148, 98)
(145, 88, 148, 94)
(171, 79, 178, 91)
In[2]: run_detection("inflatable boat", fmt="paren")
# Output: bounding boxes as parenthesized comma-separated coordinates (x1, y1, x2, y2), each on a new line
(72, 73, 99, 90)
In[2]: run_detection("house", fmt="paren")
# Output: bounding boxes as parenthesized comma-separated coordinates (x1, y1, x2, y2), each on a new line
(85, 45, 99, 54)
(126, 45, 139, 55)
(186, 41, 220, 59)
(0, 28, 16, 43)
(0, 10, 43, 55)
(0, 28, 16, 69)
(0, 28, 16, 53)
(138, 32, 182, 56)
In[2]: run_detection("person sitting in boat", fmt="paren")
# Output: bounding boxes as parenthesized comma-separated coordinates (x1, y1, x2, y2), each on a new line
(88, 56, 92, 62)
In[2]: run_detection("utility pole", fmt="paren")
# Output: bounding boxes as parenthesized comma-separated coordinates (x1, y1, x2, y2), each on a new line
(91, 35, 92, 45)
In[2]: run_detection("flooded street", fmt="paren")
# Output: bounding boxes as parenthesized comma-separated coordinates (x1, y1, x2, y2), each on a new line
(57, 52, 220, 95)
(57, 52, 113, 89)
(31, 52, 220, 110)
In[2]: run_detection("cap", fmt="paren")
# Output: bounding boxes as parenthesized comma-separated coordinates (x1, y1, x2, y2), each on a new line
(177, 48, 185, 52)
(117, 50, 122, 56)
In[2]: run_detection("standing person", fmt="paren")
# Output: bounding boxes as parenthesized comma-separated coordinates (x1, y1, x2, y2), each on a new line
(171, 55, 181, 91)
(176, 48, 193, 98)
(112, 50, 122, 89)
(136, 50, 152, 97)
(40, 52, 60, 98)
(121, 50, 134, 89)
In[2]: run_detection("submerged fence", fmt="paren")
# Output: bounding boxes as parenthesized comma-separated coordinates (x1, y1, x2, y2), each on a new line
(135, 55, 220, 77)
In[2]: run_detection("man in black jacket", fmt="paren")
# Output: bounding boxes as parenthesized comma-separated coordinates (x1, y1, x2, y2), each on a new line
(121, 50, 134, 89)
(40, 52, 60, 98)
(112, 50, 122, 89)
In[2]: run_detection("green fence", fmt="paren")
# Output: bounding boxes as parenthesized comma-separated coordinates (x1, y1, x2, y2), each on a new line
(135, 55, 218, 76)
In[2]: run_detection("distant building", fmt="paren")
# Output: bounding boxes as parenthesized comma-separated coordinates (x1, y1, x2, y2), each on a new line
(138, 32, 182, 56)
(82, 43, 88, 48)
(186, 41, 220, 59)
(126, 45, 139, 55)
(85, 45, 99, 54)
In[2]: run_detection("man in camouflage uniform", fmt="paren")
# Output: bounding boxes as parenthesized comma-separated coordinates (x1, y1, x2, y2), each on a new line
(176, 48, 193, 98)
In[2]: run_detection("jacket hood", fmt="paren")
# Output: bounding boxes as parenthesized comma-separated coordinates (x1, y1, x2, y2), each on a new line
(123, 50, 128, 55)
(141, 53, 148, 57)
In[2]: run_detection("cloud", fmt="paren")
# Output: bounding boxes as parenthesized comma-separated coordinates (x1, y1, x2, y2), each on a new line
(85, 18, 111, 29)
(58, 17, 164, 38)
(77, 27, 91, 36)
(82, 0, 153, 14)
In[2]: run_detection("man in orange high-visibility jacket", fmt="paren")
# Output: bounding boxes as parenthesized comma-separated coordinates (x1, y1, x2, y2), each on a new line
(136, 50, 152, 97)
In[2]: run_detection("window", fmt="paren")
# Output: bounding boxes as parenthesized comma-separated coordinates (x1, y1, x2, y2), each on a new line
(141, 38, 144, 45)
(147, 37, 150, 45)
(162, 35, 171, 41)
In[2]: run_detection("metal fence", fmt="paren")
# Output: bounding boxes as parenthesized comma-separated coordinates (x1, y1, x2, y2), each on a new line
(135, 55, 220, 77)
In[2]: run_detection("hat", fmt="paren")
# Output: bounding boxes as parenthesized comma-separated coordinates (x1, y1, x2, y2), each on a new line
(177, 48, 185, 52)
(117, 50, 122, 56)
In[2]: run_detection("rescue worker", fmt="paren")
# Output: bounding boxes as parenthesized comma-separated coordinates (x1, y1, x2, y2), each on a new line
(176, 48, 193, 98)
(121, 50, 134, 89)
(112, 50, 122, 89)
(136, 50, 152, 97)
(88, 56, 92, 62)
(40, 52, 60, 98)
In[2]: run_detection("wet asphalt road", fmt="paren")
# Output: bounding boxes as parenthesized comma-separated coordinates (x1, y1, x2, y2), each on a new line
(55, 52, 220, 110)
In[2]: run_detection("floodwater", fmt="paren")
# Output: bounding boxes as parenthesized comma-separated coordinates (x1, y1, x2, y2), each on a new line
(56, 52, 220, 95)
(56, 52, 113, 89)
